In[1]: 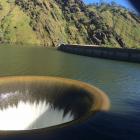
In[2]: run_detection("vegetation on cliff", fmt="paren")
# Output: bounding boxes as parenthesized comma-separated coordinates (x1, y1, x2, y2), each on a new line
(0, 0, 139, 48)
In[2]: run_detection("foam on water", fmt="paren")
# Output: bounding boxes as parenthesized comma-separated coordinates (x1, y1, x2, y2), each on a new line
(0, 98, 74, 130)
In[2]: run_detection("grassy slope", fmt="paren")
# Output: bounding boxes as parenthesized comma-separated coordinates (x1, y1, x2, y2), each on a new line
(0, 0, 41, 45)
(0, 0, 139, 48)
(89, 5, 140, 48)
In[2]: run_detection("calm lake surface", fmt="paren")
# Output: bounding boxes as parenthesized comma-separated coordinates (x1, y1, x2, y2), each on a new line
(0, 46, 140, 139)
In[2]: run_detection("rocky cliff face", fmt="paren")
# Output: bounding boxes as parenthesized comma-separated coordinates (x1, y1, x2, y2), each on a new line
(0, 0, 140, 48)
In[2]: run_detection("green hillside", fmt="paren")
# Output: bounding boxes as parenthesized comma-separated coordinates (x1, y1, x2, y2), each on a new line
(0, 0, 140, 48)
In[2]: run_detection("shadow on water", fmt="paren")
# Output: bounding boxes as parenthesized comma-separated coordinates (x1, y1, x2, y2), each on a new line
(53, 111, 140, 140)
(2, 111, 140, 140)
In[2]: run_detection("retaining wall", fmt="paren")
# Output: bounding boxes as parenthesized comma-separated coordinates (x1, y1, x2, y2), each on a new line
(58, 44, 140, 63)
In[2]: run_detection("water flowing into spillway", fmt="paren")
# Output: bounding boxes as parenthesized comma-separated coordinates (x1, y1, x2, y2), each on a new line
(0, 99, 73, 130)
(0, 76, 109, 132)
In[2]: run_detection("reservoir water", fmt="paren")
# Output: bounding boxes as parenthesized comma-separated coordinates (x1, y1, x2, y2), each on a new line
(0, 46, 140, 139)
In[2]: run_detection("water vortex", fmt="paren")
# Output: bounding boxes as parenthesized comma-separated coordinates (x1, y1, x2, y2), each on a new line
(0, 76, 110, 131)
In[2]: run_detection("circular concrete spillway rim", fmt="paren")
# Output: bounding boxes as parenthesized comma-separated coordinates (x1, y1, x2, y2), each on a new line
(0, 76, 110, 136)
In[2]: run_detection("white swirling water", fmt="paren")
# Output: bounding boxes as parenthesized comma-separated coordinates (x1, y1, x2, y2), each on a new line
(0, 100, 73, 130)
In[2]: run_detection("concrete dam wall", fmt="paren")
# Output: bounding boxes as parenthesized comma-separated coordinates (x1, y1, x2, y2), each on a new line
(58, 44, 140, 63)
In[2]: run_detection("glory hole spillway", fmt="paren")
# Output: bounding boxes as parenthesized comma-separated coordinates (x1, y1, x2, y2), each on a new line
(0, 76, 110, 133)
